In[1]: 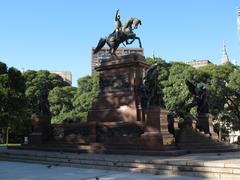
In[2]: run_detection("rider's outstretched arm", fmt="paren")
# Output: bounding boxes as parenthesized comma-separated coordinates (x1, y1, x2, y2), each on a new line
(115, 9, 119, 21)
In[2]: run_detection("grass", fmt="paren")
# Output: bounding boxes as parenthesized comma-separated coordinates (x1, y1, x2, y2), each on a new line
(0, 144, 21, 147)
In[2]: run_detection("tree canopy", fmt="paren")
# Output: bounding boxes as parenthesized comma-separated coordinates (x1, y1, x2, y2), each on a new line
(145, 57, 240, 134)
(48, 73, 99, 124)
(49, 86, 77, 124)
(23, 70, 69, 116)
(72, 73, 99, 122)
(0, 62, 27, 143)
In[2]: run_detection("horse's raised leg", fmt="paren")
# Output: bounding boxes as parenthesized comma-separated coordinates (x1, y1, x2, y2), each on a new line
(135, 37, 142, 48)
(125, 36, 142, 48)
(125, 40, 132, 45)
(129, 39, 135, 44)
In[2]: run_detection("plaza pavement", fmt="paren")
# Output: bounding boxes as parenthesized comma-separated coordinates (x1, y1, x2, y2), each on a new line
(0, 161, 204, 180)
(1, 147, 240, 179)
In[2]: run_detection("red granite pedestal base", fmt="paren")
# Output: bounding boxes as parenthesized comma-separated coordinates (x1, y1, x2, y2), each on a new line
(29, 114, 50, 145)
(141, 107, 174, 149)
(88, 54, 148, 123)
(197, 113, 218, 140)
(87, 54, 175, 150)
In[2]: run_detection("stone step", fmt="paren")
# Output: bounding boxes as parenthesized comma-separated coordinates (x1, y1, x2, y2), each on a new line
(103, 144, 177, 151)
(178, 142, 221, 146)
(178, 143, 239, 153)
(179, 147, 239, 153)
(12, 145, 184, 156)
(43, 142, 177, 151)
(184, 148, 240, 153)
(178, 143, 238, 149)
(1, 149, 240, 179)
(103, 149, 187, 156)
(178, 135, 215, 141)
(178, 138, 215, 142)
(15, 142, 240, 156)
(44, 142, 90, 146)
(13, 145, 94, 153)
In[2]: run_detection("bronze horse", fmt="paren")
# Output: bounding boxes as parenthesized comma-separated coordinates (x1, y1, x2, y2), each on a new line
(94, 18, 142, 55)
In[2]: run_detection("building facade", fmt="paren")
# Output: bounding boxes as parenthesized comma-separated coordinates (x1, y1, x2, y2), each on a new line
(91, 47, 144, 74)
(51, 71, 72, 85)
(186, 59, 212, 68)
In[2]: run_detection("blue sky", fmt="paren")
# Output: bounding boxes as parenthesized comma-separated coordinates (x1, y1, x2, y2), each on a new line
(0, 0, 239, 86)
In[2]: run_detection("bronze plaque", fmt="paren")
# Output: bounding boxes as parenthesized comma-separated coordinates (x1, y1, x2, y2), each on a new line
(100, 74, 130, 93)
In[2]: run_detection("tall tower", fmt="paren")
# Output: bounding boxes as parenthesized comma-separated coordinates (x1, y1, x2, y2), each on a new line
(237, 6, 240, 37)
(237, 6, 240, 65)
(221, 41, 229, 64)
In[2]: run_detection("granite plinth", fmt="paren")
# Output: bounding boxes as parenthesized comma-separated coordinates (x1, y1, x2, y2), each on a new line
(29, 114, 51, 145)
(142, 107, 175, 148)
(197, 113, 218, 139)
(88, 54, 149, 123)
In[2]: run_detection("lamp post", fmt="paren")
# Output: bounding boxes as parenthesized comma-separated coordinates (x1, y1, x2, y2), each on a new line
(219, 120, 222, 141)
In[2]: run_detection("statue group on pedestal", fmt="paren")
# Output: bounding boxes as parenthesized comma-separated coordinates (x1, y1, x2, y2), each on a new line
(185, 80, 209, 115)
(140, 63, 164, 109)
(94, 9, 142, 55)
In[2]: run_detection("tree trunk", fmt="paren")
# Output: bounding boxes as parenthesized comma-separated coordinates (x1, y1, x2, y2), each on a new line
(0, 128, 4, 144)
(1, 128, 5, 144)
(219, 123, 222, 141)
(6, 127, 10, 145)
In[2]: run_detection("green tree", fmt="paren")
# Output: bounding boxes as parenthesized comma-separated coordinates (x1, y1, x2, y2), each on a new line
(0, 62, 26, 144)
(48, 86, 77, 124)
(72, 73, 99, 122)
(224, 68, 240, 130)
(143, 58, 240, 137)
(145, 57, 164, 65)
(200, 63, 235, 116)
(197, 63, 239, 138)
(163, 62, 203, 118)
(143, 58, 204, 119)
(23, 70, 69, 124)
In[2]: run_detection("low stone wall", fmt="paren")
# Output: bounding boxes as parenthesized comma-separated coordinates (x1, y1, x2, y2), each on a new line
(51, 123, 91, 143)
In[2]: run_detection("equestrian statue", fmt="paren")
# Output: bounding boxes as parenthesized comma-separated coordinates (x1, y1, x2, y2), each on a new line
(94, 9, 142, 55)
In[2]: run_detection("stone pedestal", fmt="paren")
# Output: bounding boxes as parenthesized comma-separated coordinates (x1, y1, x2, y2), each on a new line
(88, 122, 97, 142)
(197, 113, 218, 139)
(29, 132, 43, 145)
(141, 107, 174, 148)
(29, 114, 51, 145)
(87, 54, 175, 151)
(88, 54, 149, 123)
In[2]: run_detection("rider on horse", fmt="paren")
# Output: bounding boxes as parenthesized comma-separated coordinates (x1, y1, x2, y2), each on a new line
(115, 9, 122, 40)
(94, 10, 142, 55)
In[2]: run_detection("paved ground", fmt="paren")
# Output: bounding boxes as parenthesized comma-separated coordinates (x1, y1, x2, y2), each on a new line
(1, 147, 240, 165)
(1, 147, 240, 179)
(0, 161, 205, 180)
(0, 147, 240, 164)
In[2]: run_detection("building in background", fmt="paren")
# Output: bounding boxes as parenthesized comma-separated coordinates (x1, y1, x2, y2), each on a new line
(51, 71, 72, 85)
(91, 47, 144, 74)
(221, 42, 230, 64)
(186, 59, 212, 68)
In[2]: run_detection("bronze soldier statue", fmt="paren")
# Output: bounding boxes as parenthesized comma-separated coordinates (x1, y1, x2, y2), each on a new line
(94, 9, 142, 55)
(115, 9, 122, 40)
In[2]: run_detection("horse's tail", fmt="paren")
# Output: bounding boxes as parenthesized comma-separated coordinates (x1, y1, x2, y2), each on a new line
(94, 38, 106, 54)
